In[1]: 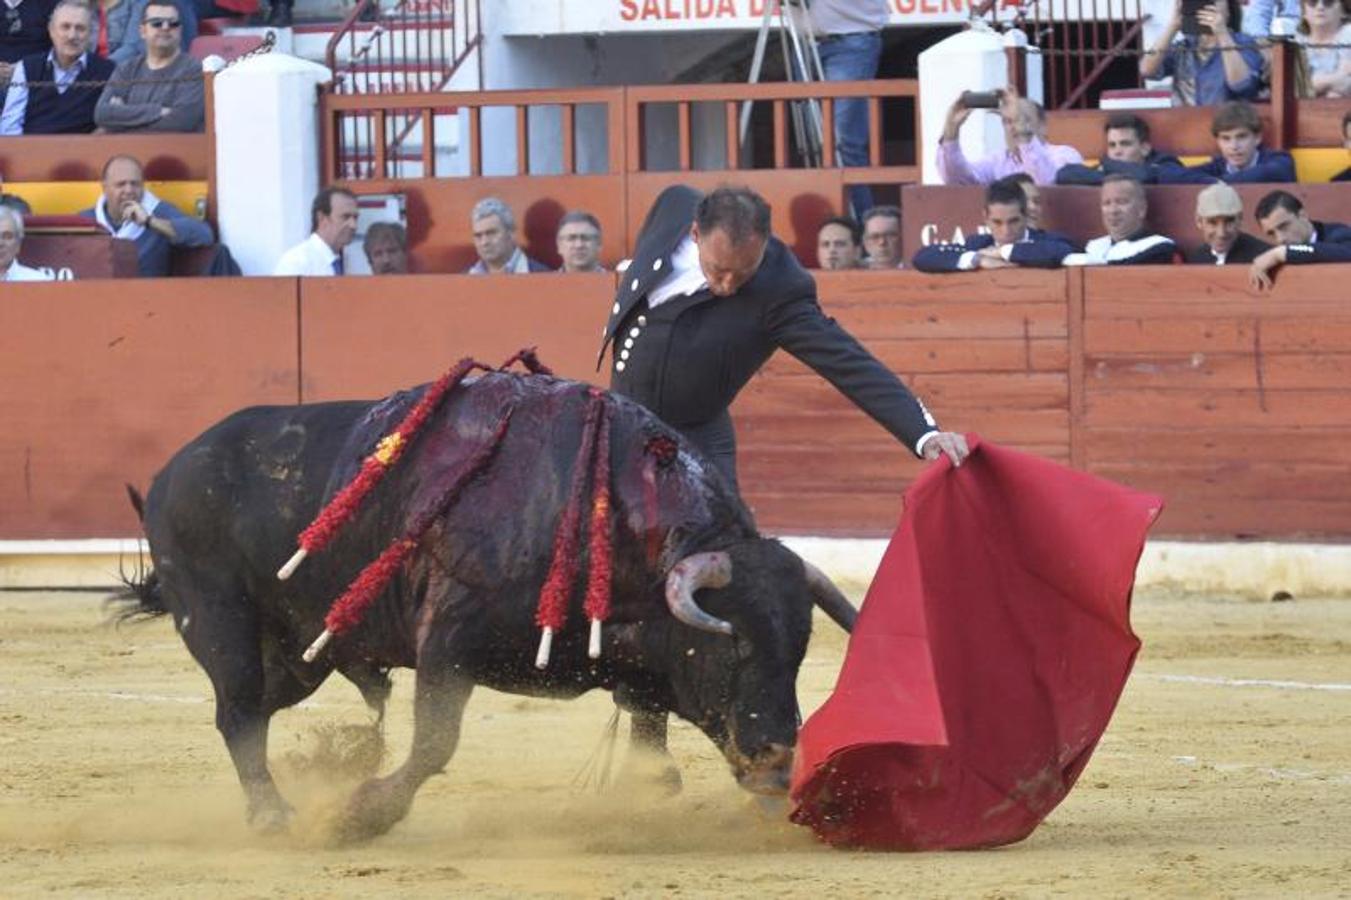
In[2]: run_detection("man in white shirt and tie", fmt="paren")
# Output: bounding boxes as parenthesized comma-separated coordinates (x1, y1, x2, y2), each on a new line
(274, 186, 359, 276)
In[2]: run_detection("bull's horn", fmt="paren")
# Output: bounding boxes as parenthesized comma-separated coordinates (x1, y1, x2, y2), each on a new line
(665, 551, 734, 635)
(800, 560, 858, 633)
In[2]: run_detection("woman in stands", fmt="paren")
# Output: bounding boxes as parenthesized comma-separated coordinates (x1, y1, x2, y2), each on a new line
(1140, 0, 1266, 106)
(1297, 0, 1351, 96)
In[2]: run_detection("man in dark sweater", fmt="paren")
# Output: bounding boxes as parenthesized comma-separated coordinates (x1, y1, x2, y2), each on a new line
(0, 0, 113, 134)
(0, 0, 55, 71)
(1184, 183, 1270, 265)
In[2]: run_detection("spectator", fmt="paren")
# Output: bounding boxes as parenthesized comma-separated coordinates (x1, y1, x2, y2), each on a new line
(860, 205, 903, 269)
(1056, 113, 1203, 185)
(274, 186, 358, 276)
(816, 215, 863, 270)
(467, 197, 546, 274)
(1063, 175, 1178, 266)
(912, 179, 1075, 272)
(94, 0, 203, 133)
(1244, 0, 1302, 36)
(0, 170, 31, 214)
(1297, 0, 1351, 97)
(363, 220, 408, 275)
(0, 205, 52, 281)
(1, 0, 114, 135)
(807, 0, 888, 216)
(1184, 183, 1271, 263)
(1249, 189, 1351, 287)
(555, 210, 604, 273)
(82, 154, 213, 276)
(264, 0, 291, 28)
(1184, 101, 1296, 183)
(1140, 0, 1265, 106)
(995, 172, 1045, 229)
(107, 0, 197, 66)
(0, 0, 55, 73)
(937, 86, 1083, 186)
(1334, 110, 1351, 181)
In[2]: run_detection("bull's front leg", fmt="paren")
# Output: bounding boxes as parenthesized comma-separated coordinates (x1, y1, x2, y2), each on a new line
(337, 666, 474, 842)
(617, 699, 682, 796)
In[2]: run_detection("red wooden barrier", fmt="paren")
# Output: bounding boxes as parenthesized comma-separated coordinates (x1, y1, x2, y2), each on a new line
(2, 265, 1350, 539)
(0, 279, 299, 538)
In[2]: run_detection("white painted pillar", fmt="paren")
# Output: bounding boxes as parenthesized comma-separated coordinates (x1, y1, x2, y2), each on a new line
(213, 54, 333, 276)
(917, 25, 1045, 185)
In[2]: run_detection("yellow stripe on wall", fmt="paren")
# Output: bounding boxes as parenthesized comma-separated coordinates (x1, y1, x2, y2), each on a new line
(4, 181, 208, 217)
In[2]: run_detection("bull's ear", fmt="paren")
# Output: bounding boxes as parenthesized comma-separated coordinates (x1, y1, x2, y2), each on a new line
(798, 558, 857, 633)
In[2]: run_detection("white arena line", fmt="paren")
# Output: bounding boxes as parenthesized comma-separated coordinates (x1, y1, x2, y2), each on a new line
(1138, 673, 1351, 693)
(1171, 755, 1351, 785)
(0, 686, 333, 709)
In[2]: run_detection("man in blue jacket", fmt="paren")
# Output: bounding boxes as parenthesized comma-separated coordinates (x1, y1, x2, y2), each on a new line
(1056, 113, 1206, 186)
(1184, 101, 1296, 184)
(1248, 190, 1351, 289)
(912, 179, 1076, 272)
(80, 154, 214, 276)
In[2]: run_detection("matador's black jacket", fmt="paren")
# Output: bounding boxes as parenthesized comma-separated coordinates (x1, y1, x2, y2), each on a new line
(597, 185, 938, 459)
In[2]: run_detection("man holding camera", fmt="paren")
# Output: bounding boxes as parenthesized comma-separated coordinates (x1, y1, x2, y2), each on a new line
(1139, 0, 1264, 106)
(937, 86, 1082, 186)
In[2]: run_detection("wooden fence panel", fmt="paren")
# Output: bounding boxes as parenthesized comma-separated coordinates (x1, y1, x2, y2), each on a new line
(1080, 265, 1351, 538)
(298, 273, 615, 402)
(736, 270, 1072, 535)
(0, 279, 299, 538)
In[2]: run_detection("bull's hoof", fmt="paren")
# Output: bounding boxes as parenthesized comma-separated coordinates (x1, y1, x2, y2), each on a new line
(247, 797, 294, 835)
(617, 754, 683, 798)
(333, 778, 411, 844)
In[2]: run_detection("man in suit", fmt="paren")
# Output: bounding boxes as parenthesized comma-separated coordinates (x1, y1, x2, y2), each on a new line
(1183, 101, 1296, 185)
(1184, 183, 1270, 265)
(1055, 113, 1204, 186)
(911, 179, 1076, 272)
(1248, 190, 1351, 290)
(599, 184, 969, 495)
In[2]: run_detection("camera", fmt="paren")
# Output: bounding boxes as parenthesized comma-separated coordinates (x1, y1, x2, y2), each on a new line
(959, 91, 1002, 109)
(1181, 0, 1213, 36)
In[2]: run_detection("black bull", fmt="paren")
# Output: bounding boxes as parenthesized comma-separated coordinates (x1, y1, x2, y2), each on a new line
(119, 372, 858, 838)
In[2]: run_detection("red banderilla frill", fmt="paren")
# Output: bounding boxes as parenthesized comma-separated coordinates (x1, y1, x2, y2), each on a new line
(534, 388, 614, 669)
(278, 356, 489, 580)
(302, 409, 514, 663)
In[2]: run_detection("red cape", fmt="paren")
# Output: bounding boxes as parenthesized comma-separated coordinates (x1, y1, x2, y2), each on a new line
(789, 436, 1162, 850)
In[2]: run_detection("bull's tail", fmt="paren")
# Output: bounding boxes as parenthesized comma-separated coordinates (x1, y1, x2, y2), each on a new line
(107, 485, 169, 622)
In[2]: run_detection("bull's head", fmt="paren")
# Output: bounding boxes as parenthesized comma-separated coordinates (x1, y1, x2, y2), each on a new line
(656, 539, 857, 795)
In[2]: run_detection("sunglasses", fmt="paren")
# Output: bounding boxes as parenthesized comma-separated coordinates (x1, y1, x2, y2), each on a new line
(1303, 0, 1339, 7)
(143, 17, 181, 29)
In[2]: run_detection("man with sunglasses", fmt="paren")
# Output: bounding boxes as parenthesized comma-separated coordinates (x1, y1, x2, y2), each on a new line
(94, 0, 202, 132)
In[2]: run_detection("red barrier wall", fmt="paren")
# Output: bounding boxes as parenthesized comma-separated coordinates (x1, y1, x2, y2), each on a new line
(0, 279, 299, 538)
(299, 272, 613, 401)
(3, 266, 1349, 540)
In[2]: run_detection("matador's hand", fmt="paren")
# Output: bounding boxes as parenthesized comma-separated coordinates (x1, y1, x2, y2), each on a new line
(922, 431, 970, 467)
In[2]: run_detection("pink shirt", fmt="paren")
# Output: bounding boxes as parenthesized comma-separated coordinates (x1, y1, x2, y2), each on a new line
(937, 137, 1083, 186)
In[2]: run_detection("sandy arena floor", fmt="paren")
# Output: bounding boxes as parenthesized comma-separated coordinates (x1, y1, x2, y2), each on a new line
(1, 586, 1349, 898)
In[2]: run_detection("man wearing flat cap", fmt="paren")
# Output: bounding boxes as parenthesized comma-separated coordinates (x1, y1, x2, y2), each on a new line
(1184, 183, 1270, 265)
